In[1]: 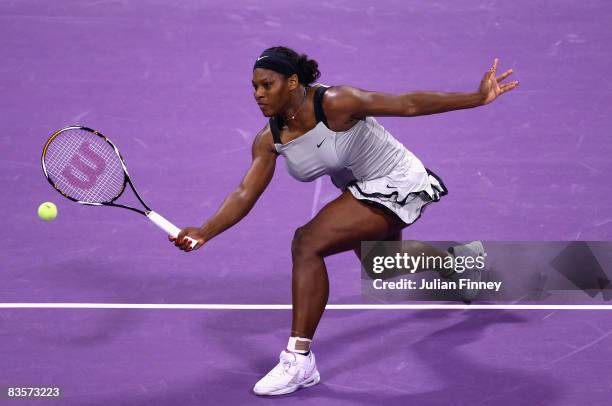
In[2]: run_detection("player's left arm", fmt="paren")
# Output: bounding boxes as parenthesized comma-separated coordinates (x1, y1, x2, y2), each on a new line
(325, 58, 518, 119)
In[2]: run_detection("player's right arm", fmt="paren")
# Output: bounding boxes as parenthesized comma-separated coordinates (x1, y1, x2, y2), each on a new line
(172, 125, 277, 251)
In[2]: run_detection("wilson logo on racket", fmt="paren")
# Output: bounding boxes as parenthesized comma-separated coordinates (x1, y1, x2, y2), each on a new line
(42, 125, 197, 249)
(60, 141, 106, 189)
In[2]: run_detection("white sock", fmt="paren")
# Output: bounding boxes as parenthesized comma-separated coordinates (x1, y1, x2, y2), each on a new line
(287, 336, 311, 354)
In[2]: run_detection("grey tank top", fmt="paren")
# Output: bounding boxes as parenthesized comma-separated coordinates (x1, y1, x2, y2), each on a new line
(271, 86, 418, 189)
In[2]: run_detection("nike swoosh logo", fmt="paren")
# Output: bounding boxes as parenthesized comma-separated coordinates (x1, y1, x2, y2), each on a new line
(386, 185, 397, 189)
(316, 139, 326, 148)
(257, 55, 268, 61)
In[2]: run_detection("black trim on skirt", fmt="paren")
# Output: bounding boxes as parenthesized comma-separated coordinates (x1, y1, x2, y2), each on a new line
(348, 168, 448, 226)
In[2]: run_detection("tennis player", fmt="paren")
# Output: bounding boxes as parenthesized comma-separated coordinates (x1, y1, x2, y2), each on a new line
(170, 46, 518, 395)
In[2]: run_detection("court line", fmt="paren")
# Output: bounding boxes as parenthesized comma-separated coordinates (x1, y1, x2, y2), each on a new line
(1, 303, 612, 310)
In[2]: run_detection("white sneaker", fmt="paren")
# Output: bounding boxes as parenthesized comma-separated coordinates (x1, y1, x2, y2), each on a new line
(253, 350, 320, 396)
(448, 241, 486, 303)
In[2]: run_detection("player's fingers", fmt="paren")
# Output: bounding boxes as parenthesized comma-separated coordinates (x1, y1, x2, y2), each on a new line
(500, 81, 519, 93)
(503, 80, 519, 88)
(182, 239, 199, 252)
(496, 69, 513, 82)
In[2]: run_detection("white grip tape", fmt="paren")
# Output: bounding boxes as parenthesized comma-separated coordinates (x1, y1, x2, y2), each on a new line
(146, 211, 198, 249)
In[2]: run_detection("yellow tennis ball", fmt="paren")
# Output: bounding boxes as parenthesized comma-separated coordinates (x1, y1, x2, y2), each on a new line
(38, 202, 58, 221)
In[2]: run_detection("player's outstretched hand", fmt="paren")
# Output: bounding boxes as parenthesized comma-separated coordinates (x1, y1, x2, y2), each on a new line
(478, 58, 519, 105)
(169, 227, 206, 252)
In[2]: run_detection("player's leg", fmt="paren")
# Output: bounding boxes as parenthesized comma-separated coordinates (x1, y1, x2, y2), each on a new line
(254, 191, 401, 396)
(353, 224, 486, 303)
(290, 191, 405, 340)
(353, 223, 454, 277)
(353, 229, 402, 259)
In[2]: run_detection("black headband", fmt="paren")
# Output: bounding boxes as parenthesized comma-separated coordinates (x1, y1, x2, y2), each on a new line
(253, 51, 300, 78)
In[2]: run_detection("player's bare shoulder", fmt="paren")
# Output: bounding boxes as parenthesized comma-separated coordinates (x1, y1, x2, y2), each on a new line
(251, 123, 278, 158)
(320, 85, 364, 129)
(322, 85, 362, 110)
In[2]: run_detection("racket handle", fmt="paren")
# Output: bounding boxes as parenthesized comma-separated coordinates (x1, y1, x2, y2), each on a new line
(146, 211, 198, 249)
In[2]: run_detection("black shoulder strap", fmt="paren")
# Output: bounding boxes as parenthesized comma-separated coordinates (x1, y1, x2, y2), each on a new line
(269, 116, 282, 144)
(314, 86, 330, 127)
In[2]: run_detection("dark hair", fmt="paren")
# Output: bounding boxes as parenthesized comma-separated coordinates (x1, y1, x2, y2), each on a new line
(263, 46, 320, 86)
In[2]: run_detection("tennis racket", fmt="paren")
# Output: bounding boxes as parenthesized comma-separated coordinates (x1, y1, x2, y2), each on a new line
(41, 125, 197, 248)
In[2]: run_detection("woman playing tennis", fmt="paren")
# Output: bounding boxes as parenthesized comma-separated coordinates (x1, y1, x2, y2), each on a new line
(170, 46, 518, 395)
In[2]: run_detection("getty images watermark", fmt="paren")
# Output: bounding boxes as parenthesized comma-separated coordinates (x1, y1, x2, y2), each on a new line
(360, 241, 505, 302)
(369, 250, 501, 292)
(361, 241, 612, 303)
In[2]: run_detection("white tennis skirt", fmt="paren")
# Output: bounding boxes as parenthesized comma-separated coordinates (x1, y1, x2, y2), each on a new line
(332, 157, 448, 225)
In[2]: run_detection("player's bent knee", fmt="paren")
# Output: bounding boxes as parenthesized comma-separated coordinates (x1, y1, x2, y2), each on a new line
(292, 226, 320, 259)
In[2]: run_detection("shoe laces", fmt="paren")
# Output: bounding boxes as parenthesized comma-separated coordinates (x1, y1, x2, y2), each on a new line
(270, 351, 297, 376)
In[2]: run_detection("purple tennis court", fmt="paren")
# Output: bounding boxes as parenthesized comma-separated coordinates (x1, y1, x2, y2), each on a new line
(2, 0, 611, 404)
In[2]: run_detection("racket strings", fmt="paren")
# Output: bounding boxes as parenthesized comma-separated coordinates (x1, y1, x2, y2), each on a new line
(44, 128, 125, 203)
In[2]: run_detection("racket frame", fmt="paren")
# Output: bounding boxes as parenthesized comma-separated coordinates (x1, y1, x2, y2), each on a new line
(42, 125, 151, 215)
